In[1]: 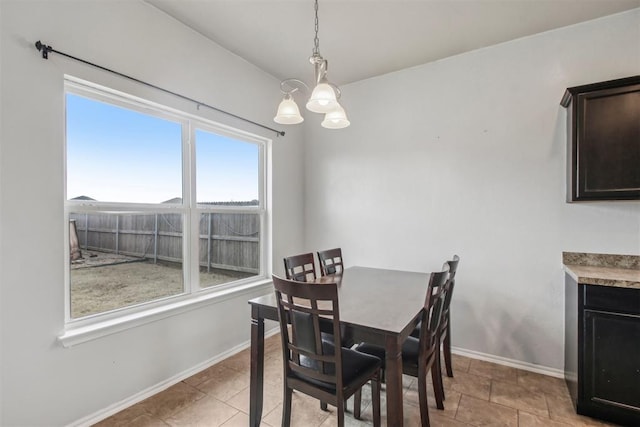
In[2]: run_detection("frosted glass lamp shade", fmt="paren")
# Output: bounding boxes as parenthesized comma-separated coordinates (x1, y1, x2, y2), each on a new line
(306, 83, 339, 113)
(321, 104, 350, 129)
(274, 95, 304, 124)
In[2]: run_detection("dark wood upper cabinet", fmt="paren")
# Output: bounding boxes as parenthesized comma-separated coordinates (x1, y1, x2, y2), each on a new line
(561, 76, 640, 201)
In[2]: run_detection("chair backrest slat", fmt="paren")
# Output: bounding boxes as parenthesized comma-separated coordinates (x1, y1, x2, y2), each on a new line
(317, 248, 344, 276)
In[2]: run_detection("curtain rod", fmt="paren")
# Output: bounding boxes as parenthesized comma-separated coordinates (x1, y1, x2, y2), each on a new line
(34, 41, 285, 137)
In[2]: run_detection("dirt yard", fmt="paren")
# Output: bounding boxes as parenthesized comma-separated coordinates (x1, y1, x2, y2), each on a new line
(70, 251, 253, 318)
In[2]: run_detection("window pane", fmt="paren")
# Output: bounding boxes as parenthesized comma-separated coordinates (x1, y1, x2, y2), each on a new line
(195, 129, 259, 205)
(66, 94, 182, 204)
(198, 212, 259, 288)
(69, 213, 184, 318)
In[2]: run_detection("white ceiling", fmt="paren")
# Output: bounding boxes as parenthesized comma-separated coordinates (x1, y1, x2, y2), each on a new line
(146, 0, 640, 87)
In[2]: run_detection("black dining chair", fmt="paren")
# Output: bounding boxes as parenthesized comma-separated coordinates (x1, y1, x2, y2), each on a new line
(354, 265, 449, 427)
(410, 255, 460, 402)
(272, 274, 382, 427)
(284, 253, 317, 282)
(317, 248, 344, 276)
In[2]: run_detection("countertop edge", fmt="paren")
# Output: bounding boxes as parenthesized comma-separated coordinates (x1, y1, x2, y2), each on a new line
(563, 264, 640, 290)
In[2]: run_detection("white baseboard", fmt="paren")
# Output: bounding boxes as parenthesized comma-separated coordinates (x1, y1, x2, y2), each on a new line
(451, 346, 565, 379)
(68, 327, 280, 427)
(69, 332, 563, 426)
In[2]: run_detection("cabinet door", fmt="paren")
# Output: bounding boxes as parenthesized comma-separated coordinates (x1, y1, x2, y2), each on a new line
(574, 85, 640, 200)
(583, 309, 640, 422)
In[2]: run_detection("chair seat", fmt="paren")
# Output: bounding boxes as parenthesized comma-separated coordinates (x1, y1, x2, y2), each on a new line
(400, 337, 420, 366)
(319, 332, 355, 348)
(354, 337, 422, 369)
(296, 341, 382, 392)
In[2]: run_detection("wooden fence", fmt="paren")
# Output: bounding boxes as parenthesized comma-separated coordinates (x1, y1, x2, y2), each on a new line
(69, 212, 260, 273)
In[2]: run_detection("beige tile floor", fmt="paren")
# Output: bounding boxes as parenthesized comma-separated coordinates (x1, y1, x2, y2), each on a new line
(95, 334, 618, 427)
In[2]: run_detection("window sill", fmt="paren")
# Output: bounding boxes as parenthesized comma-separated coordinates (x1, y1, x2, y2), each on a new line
(58, 279, 273, 348)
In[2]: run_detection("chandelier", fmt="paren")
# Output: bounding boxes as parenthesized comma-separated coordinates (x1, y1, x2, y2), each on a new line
(274, 0, 350, 129)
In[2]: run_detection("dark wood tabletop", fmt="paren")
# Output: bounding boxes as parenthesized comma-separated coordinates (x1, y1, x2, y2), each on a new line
(248, 266, 430, 427)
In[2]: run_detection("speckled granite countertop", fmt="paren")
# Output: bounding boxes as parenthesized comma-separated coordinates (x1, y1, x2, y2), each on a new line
(563, 252, 640, 289)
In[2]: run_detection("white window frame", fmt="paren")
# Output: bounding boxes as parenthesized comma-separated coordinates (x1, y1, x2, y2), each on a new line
(61, 77, 271, 346)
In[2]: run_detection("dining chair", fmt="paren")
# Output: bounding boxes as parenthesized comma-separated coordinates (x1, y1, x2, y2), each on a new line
(409, 255, 460, 401)
(354, 265, 449, 427)
(411, 255, 460, 377)
(284, 252, 317, 282)
(317, 247, 344, 276)
(272, 274, 382, 427)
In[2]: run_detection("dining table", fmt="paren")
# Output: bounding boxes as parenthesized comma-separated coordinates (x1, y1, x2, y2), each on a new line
(248, 266, 431, 427)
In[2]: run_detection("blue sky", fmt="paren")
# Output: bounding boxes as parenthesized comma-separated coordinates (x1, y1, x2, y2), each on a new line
(66, 94, 259, 204)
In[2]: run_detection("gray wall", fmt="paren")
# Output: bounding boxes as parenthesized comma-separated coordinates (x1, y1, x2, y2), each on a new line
(0, 1, 304, 425)
(1, 2, 639, 425)
(304, 10, 640, 371)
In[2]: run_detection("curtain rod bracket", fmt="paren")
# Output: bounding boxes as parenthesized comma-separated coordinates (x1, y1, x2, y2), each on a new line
(35, 40, 52, 59)
(33, 39, 286, 137)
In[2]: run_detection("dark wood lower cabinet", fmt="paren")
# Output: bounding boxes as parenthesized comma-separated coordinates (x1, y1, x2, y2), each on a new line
(565, 275, 640, 426)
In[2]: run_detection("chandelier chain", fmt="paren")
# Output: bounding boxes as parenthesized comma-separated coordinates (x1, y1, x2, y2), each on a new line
(313, 0, 320, 55)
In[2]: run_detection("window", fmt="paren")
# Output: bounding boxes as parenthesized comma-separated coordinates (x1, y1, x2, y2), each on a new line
(65, 78, 269, 322)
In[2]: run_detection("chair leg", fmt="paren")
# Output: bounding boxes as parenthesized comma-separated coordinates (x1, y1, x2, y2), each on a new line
(431, 360, 445, 410)
(372, 374, 381, 427)
(320, 401, 328, 411)
(282, 387, 293, 427)
(435, 342, 446, 401)
(353, 388, 362, 419)
(336, 398, 345, 427)
(444, 324, 454, 377)
(417, 369, 431, 427)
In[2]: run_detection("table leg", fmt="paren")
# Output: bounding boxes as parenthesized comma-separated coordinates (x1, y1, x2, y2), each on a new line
(385, 336, 404, 426)
(249, 307, 265, 427)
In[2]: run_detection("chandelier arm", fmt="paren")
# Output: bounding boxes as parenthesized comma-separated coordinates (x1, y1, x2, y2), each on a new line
(329, 83, 342, 100)
(280, 78, 310, 94)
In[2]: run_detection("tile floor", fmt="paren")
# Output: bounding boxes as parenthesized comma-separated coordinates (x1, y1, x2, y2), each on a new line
(95, 334, 618, 427)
